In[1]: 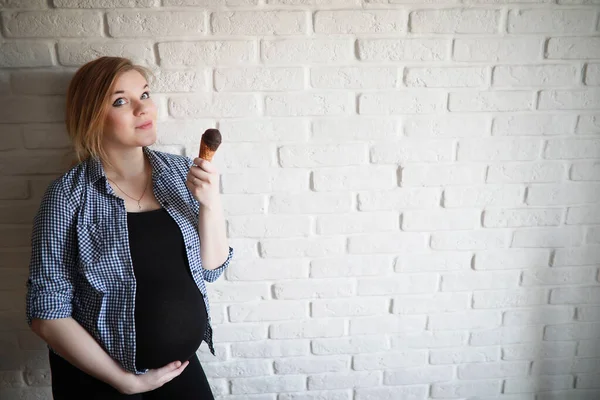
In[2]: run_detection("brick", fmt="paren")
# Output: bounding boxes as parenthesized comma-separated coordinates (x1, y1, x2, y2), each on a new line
(312, 335, 390, 355)
(312, 118, 399, 142)
(307, 371, 381, 391)
(431, 230, 507, 250)
(410, 9, 499, 33)
(212, 11, 306, 35)
(460, 138, 541, 161)
(473, 288, 547, 309)
(215, 67, 303, 92)
(403, 209, 479, 231)
(348, 232, 427, 253)
(23, 124, 71, 150)
(355, 386, 428, 400)
(0, 370, 25, 388)
(280, 143, 367, 167)
(470, 326, 542, 346)
(487, 162, 566, 183)
(547, 37, 600, 59)
(503, 342, 576, 360)
(279, 391, 350, 400)
(262, 39, 353, 64)
(208, 282, 270, 303)
(231, 340, 308, 358)
(551, 286, 600, 304)
(165, 0, 256, 4)
(546, 138, 600, 159)
(527, 183, 600, 206)
(315, 10, 406, 34)
(311, 255, 393, 278)
(225, 259, 308, 281)
(404, 115, 489, 138)
(158, 41, 255, 67)
(577, 114, 600, 134)
(269, 319, 345, 339)
(454, 37, 542, 62)
(449, 91, 534, 112)
(229, 301, 307, 322)
(429, 311, 501, 330)
(406, 66, 487, 88)
(260, 237, 345, 258)
(316, 212, 397, 235)
(311, 66, 398, 90)
(353, 350, 427, 370)
(568, 203, 600, 224)
(578, 306, 600, 321)
(483, 208, 562, 228)
(357, 38, 449, 62)
(2, 0, 46, 6)
(55, 0, 157, 6)
(273, 279, 355, 300)
(274, 356, 349, 374)
(358, 188, 441, 211)
(571, 162, 600, 181)
(3, 11, 102, 37)
(506, 375, 574, 393)
(0, 72, 8, 94)
(392, 292, 470, 314)
(576, 374, 600, 389)
(221, 194, 265, 216)
(587, 63, 600, 85)
(269, 0, 360, 3)
(313, 166, 397, 191)
(402, 164, 486, 187)
(390, 331, 467, 349)
(544, 322, 600, 341)
(430, 346, 500, 365)
(493, 114, 576, 136)
(311, 298, 388, 318)
(508, 9, 595, 33)
(396, 252, 472, 273)
(588, 227, 600, 244)
(270, 193, 351, 214)
(267, 92, 353, 117)
(169, 94, 258, 118)
(0, 205, 40, 224)
(359, 91, 445, 114)
(0, 251, 30, 268)
(11, 71, 71, 95)
(231, 376, 304, 395)
(350, 315, 426, 335)
(444, 185, 524, 207)
(371, 139, 454, 163)
(0, 42, 53, 68)
(497, 65, 579, 88)
(0, 153, 71, 176)
(441, 270, 519, 291)
(0, 126, 22, 151)
(107, 11, 204, 37)
(59, 40, 155, 66)
(539, 90, 600, 110)
(504, 307, 574, 326)
(211, 323, 266, 342)
(513, 227, 584, 248)
(228, 215, 309, 238)
(522, 267, 596, 287)
(432, 380, 502, 398)
(0, 96, 64, 124)
(220, 119, 309, 143)
(474, 249, 551, 270)
(358, 274, 437, 296)
(203, 360, 271, 378)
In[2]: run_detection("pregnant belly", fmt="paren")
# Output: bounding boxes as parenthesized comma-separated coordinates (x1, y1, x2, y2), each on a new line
(134, 290, 207, 370)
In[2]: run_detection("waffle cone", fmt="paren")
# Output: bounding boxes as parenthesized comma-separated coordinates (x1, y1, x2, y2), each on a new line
(199, 142, 217, 161)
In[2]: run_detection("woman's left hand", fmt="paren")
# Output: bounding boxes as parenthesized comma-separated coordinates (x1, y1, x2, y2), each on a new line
(186, 158, 221, 210)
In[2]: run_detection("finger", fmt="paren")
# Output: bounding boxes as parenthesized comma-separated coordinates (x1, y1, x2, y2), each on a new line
(159, 361, 189, 385)
(188, 168, 213, 183)
(193, 158, 217, 173)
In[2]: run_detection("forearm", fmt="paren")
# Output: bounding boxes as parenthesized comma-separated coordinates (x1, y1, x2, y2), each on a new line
(32, 317, 134, 393)
(197, 199, 229, 270)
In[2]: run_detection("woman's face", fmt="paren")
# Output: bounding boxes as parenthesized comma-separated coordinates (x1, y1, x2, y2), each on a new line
(103, 69, 157, 152)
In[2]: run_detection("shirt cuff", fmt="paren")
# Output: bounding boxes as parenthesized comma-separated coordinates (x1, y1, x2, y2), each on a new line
(202, 246, 233, 283)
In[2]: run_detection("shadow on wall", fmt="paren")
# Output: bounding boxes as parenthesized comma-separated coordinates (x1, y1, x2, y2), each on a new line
(0, 69, 75, 385)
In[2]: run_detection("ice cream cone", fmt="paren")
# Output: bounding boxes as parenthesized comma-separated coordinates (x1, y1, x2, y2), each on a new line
(199, 128, 222, 162)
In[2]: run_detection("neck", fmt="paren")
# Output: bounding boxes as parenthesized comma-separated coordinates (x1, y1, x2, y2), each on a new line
(102, 147, 148, 181)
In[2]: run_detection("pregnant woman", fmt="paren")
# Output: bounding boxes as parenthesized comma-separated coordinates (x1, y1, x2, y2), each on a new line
(25, 56, 233, 399)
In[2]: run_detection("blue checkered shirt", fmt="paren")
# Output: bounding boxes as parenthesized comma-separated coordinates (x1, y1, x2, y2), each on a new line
(25, 147, 233, 374)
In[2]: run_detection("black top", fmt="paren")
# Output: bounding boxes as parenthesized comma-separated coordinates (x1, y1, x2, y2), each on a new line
(127, 208, 208, 370)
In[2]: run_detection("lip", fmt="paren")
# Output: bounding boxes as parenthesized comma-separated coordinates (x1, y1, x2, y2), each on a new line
(136, 121, 153, 129)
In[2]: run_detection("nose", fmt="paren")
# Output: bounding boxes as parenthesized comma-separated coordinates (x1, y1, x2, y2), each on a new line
(133, 99, 149, 116)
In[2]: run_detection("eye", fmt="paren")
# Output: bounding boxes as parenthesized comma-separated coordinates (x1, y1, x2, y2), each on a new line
(112, 98, 126, 107)
(141, 91, 150, 99)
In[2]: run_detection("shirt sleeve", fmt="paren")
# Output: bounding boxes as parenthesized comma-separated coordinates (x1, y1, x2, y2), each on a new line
(202, 246, 234, 283)
(26, 179, 76, 326)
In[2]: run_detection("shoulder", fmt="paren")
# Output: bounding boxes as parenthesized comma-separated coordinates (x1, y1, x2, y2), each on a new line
(148, 148, 194, 175)
(41, 162, 87, 211)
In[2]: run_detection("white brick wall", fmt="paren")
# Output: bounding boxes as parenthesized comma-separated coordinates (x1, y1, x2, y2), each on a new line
(1, 1, 599, 399)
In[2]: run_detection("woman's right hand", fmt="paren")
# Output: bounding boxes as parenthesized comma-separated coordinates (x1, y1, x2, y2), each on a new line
(119, 360, 190, 394)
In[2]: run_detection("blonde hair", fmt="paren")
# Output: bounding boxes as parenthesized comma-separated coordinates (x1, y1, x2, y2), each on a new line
(65, 57, 153, 164)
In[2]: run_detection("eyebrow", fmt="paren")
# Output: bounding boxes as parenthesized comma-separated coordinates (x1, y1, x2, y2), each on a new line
(112, 84, 149, 95)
